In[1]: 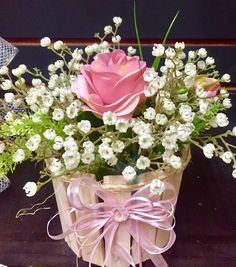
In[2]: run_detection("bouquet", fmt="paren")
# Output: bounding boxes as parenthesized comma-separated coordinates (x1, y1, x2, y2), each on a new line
(0, 13, 236, 267)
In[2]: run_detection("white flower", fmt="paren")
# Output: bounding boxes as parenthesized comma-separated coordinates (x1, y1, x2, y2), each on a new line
(206, 57, 215, 65)
(177, 123, 194, 142)
(48, 158, 63, 176)
(127, 46, 136, 55)
(203, 143, 215, 159)
(77, 120, 91, 134)
(32, 78, 42, 87)
(40, 37, 51, 47)
(98, 143, 114, 160)
(100, 41, 109, 51)
(12, 65, 26, 77)
(83, 141, 95, 153)
(165, 47, 176, 58)
(55, 60, 64, 69)
(155, 113, 168, 125)
(53, 40, 64, 50)
(63, 124, 75, 136)
(144, 85, 157, 97)
(63, 151, 80, 170)
(152, 76, 166, 89)
(222, 98, 232, 108)
(232, 126, 236, 136)
(143, 69, 156, 82)
(113, 16, 122, 26)
(52, 108, 64, 121)
(85, 45, 94, 55)
(107, 156, 118, 166)
(102, 137, 112, 144)
(198, 99, 209, 114)
(136, 156, 151, 170)
(0, 66, 9, 75)
(53, 136, 64, 151)
(150, 179, 165, 195)
(163, 98, 176, 113)
(112, 35, 121, 43)
(64, 137, 78, 152)
(152, 44, 165, 57)
(197, 48, 207, 58)
(220, 89, 229, 98)
(162, 133, 178, 151)
(165, 59, 174, 69)
(221, 74, 231, 83)
(0, 142, 5, 153)
(232, 169, 236, 178)
(177, 51, 186, 60)
(184, 76, 195, 88)
(103, 111, 116, 125)
(115, 120, 129, 133)
(13, 149, 25, 162)
(104, 25, 112, 34)
(72, 48, 83, 60)
(197, 60, 206, 70)
(23, 182, 37, 197)
(12, 98, 22, 108)
(133, 121, 152, 136)
(4, 112, 14, 121)
(175, 42, 185, 50)
(196, 86, 207, 98)
(81, 152, 95, 164)
(169, 155, 182, 169)
(1, 80, 13, 90)
(160, 66, 167, 74)
(48, 64, 57, 72)
(184, 63, 197, 76)
(215, 113, 229, 127)
(162, 150, 174, 163)
(111, 140, 125, 153)
(122, 166, 136, 181)
(138, 134, 154, 149)
(188, 50, 195, 59)
(43, 129, 56, 140)
(26, 135, 41, 151)
(4, 92, 15, 103)
(179, 104, 194, 122)
(144, 107, 156, 120)
(221, 151, 233, 164)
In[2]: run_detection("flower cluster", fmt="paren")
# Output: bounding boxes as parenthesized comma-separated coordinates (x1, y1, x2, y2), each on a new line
(0, 17, 236, 196)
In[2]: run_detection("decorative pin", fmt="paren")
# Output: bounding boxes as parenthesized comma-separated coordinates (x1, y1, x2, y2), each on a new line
(0, 176, 10, 193)
(112, 207, 129, 222)
(0, 37, 18, 68)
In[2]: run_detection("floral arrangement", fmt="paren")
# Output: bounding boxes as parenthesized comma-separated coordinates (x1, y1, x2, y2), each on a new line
(0, 16, 236, 197)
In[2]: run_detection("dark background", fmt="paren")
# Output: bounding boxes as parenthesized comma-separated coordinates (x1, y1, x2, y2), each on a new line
(0, 0, 236, 266)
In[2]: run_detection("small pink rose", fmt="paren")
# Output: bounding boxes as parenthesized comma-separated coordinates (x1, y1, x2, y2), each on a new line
(194, 76, 220, 97)
(71, 49, 146, 119)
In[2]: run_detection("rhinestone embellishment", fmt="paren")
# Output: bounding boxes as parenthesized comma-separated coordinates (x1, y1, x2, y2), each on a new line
(112, 207, 129, 222)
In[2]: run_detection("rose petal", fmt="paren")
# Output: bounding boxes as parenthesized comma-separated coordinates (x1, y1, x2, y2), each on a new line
(90, 71, 122, 104)
(71, 75, 93, 101)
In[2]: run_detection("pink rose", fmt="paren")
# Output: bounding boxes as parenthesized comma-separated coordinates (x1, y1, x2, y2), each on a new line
(193, 76, 220, 97)
(71, 49, 146, 119)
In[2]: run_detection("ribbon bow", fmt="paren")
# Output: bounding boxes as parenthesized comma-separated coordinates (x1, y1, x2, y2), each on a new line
(48, 177, 177, 267)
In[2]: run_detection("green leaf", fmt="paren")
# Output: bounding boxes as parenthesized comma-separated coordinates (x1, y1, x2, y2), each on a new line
(152, 11, 180, 71)
(133, 0, 143, 60)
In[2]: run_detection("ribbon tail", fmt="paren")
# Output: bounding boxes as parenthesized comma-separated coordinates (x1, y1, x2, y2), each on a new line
(149, 254, 169, 267)
(112, 243, 136, 267)
(133, 220, 142, 267)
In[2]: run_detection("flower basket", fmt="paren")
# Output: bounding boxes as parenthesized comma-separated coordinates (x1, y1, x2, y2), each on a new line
(51, 146, 191, 266)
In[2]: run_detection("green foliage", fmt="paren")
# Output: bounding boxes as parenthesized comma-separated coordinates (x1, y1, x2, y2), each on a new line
(152, 11, 179, 71)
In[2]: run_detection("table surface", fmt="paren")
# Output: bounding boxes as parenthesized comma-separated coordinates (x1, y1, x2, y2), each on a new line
(0, 95, 236, 267)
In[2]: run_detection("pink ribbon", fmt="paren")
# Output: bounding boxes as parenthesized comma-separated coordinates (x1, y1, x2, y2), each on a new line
(48, 177, 177, 267)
